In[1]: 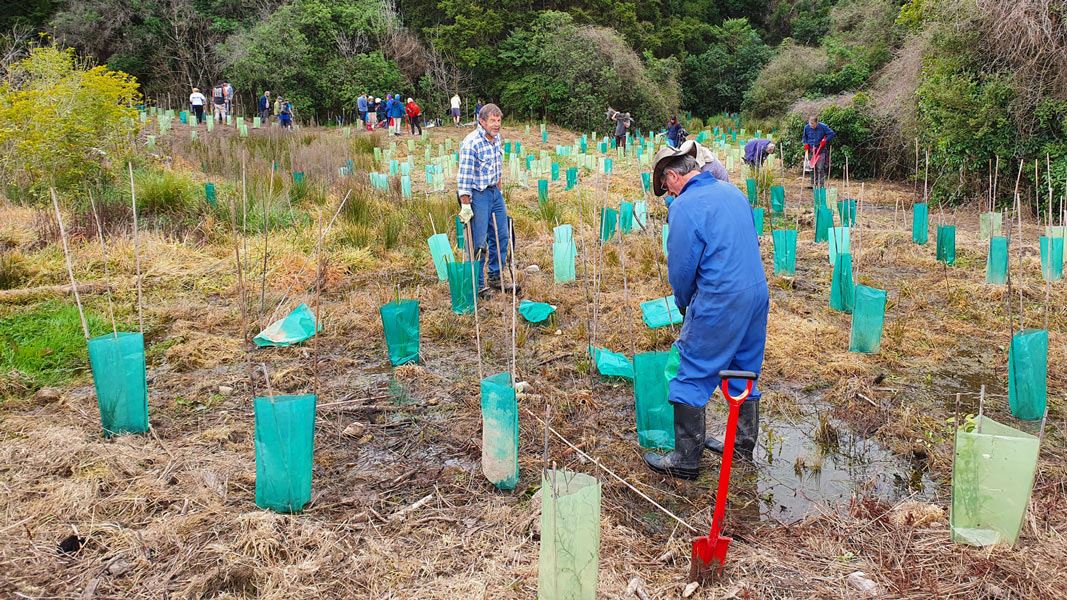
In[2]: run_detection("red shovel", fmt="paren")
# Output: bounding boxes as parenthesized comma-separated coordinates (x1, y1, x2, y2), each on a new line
(690, 369, 758, 582)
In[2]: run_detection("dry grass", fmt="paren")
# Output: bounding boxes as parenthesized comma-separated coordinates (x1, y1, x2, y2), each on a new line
(0, 121, 1065, 599)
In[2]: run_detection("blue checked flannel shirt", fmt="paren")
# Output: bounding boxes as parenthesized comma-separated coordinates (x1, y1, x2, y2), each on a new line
(457, 124, 503, 198)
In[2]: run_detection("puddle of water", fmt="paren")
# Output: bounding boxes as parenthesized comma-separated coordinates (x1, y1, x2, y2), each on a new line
(708, 402, 937, 524)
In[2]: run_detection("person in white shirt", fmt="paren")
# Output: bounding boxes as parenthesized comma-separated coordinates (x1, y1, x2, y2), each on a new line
(450, 93, 462, 126)
(189, 87, 207, 124)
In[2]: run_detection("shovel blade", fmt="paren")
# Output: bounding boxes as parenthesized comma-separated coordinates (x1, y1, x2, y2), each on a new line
(689, 534, 732, 582)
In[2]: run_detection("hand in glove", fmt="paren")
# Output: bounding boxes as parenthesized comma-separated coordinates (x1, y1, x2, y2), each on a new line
(459, 204, 474, 224)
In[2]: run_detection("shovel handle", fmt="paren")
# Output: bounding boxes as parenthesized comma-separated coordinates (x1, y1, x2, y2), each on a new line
(719, 370, 756, 406)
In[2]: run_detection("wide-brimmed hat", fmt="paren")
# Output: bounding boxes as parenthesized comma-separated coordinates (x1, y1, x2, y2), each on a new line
(651, 140, 699, 197)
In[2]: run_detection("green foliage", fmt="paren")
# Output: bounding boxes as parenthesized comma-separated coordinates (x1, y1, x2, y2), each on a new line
(0, 300, 110, 392)
(0, 47, 140, 197)
(743, 41, 828, 118)
(496, 12, 678, 132)
(682, 19, 771, 117)
(133, 168, 200, 218)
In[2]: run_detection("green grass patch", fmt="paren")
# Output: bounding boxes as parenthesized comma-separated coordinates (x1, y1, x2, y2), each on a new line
(0, 300, 114, 392)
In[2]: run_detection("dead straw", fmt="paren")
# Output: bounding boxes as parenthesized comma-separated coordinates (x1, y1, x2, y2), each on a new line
(50, 188, 89, 340)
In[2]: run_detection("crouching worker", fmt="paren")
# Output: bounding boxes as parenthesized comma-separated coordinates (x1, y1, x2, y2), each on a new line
(644, 141, 769, 480)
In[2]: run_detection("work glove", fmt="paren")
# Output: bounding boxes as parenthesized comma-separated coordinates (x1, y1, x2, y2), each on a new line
(804, 143, 811, 153)
(459, 204, 474, 224)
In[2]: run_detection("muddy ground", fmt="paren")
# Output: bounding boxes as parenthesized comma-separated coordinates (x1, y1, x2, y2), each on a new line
(1, 121, 1065, 599)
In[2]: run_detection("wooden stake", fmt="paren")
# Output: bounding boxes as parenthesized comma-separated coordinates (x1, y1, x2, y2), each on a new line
(51, 189, 89, 340)
(260, 164, 275, 315)
(464, 219, 484, 381)
(87, 189, 118, 338)
(128, 163, 145, 333)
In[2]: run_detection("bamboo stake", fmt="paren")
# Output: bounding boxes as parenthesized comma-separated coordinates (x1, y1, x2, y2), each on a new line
(260, 164, 275, 315)
(923, 148, 930, 204)
(618, 215, 635, 358)
(87, 189, 118, 338)
(508, 216, 518, 382)
(464, 220, 484, 381)
(492, 214, 506, 296)
(128, 163, 144, 333)
(578, 188, 593, 352)
(51, 189, 90, 340)
(314, 215, 324, 398)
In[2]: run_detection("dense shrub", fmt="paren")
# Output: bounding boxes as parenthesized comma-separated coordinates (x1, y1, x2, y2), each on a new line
(742, 41, 828, 118)
(681, 19, 771, 117)
(496, 12, 678, 133)
(780, 94, 883, 179)
(0, 47, 140, 197)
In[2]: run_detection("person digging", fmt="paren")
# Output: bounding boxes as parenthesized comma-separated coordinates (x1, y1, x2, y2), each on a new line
(644, 141, 769, 480)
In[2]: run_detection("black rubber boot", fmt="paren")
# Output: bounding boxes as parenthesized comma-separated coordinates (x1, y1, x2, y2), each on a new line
(644, 403, 706, 480)
(487, 275, 522, 295)
(705, 399, 759, 460)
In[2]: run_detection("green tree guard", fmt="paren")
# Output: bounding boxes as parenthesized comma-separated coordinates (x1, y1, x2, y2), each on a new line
(634, 201, 648, 229)
(986, 236, 1009, 284)
(828, 226, 850, 266)
(455, 216, 466, 254)
(951, 416, 1039, 547)
(519, 300, 556, 323)
(567, 167, 578, 190)
(254, 394, 316, 513)
(401, 175, 412, 198)
(849, 285, 887, 353)
(662, 224, 669, 257)
(745, 178, 757, 205)
(830, 253, 855, 313)
(481, 372, 519, 490)
(770, 185, 785, 215)
(813, 186, 826, 207)
(537, 469, 601, 600)
(639, 295, 683, 329)
(753, 207, 765, 237)
(836, 199, 857, 226)
(87, 332, 149, 437)
(827, 187, 838, 207)
(204, 182, 217, 207)
(253, 304, 319, 347)
(912, 203, 929, 245)
(1039, 236, 1064, 281)
(1008, 329, 1048, 421)
(633, 352, 674, 450)
(538, 179, 549, 204)
(815, 207, 834, 243)
(446, 261, 475, 315)
(551, 162, 560, 181)
(936, 225, 956, 265)
(600, 207, 618, 241)
(620, 201, 634, 233)
(379, 299, 420, 366)
(427, 233, 455, 282)
(772, 229, 797, 276)
(588, 346, 634, 380)
(292, 171, 305, 184)
(641, 172, 651, 193)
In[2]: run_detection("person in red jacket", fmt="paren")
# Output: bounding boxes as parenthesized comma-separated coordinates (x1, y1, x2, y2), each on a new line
(405, 98, 422, 136)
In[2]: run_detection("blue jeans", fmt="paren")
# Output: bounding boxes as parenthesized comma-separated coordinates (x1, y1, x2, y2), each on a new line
(466, 185, 509, 288)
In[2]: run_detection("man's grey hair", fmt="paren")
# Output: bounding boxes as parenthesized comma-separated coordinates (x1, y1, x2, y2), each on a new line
(479, 103, 503, 121)
(663, 155, 699, 178)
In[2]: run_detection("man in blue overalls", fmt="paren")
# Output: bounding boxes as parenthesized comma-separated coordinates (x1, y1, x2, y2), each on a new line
(644, 141, 769, 480)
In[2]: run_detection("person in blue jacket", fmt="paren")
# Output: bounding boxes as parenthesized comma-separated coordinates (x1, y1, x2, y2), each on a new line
(387, 94, 406, 135)
(743, 138, 775, 169)
(802, 115, 836, 187)
(644, 141, 769, 479)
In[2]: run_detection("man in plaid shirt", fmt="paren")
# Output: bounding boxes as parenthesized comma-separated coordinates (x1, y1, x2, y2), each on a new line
(457, 103, 519, 296)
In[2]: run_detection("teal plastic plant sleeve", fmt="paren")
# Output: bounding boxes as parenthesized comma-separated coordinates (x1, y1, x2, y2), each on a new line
(987, 237, 1008, 284)
(588, 346, 633, 380)
(87, 332, 149, 437)
(937, 225, 956, 265)
(447, 261, 475, 315)
(427, 233, 455, 281)
(253, 303, 318, 347)
(1008, 329, 1048, 421)
(912, 203, 929, 245)
(519, 300, 556, 324)
(772, 229, 797, 276)
(633, 352, 674, 450)
(849, 285, 887, 353)
(639, 295, 683, 329)
(255, 394, 316, 513)
(830, 253, 855, 313)
(481, 372, 519, 490)
(379, 299, 420, 366)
